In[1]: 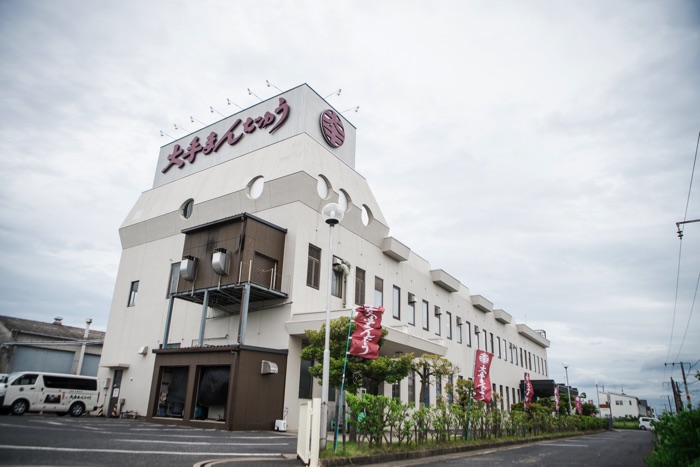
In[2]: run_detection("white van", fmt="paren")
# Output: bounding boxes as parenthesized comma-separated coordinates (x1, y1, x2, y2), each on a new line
(0, 372, 99, 417)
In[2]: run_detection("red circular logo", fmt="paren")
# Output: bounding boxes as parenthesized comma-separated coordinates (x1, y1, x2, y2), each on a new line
(320, 110, 345, 148)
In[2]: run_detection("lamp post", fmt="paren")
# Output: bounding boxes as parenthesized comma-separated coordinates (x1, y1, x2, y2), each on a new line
(320, 203, 344, 450)
(563, 363, 572, 415)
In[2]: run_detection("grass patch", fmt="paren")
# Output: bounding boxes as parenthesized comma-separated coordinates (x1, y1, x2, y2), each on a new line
(613, 420, 638, 430)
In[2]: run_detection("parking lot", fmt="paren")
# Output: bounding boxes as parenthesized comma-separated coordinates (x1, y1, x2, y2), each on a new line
(0, 414, 299, 466)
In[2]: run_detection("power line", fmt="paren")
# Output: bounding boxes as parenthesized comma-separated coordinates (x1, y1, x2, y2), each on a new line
(674, 272, 700, 361)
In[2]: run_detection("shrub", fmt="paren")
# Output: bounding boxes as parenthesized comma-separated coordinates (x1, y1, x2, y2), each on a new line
(646, 408, 700, 467)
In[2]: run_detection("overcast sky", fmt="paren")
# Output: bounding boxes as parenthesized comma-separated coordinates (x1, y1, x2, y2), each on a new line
(1, 0, 698, 413)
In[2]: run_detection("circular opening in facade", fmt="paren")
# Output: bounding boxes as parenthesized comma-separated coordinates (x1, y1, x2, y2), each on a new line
(361, 204, 373, 226)
(338, 189, 351, 212)
(248, 176, 265, 199)
(317, 175, 331, 199)
(180, 199, 194, 219)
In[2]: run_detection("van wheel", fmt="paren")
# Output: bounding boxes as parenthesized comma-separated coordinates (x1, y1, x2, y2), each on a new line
(69, 402, 85, 417)
(640, 426, 647, 430)
(11, 399, 28, 416)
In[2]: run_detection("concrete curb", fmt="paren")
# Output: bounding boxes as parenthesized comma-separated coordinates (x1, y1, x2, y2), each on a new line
(320, 430, 606, 466)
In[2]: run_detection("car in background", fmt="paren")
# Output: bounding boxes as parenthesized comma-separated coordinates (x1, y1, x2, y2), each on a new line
(639, 417, 659, 430)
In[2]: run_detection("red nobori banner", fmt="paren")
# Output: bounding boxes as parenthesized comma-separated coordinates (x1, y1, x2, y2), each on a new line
(348, 305, 384, 360)
(554, 385, 560, 413)
(524, 372, 534, 409)
(473, 349, 494, 404)
(575, 395, 582, 415)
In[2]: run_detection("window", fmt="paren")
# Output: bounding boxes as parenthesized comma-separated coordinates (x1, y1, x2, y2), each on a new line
(331, 257, 343, 298)
(392, 382, 400, 400)
(408, 371, 416, 407)
(489, 333, 494, 355)
(299, 349, 313, 399)
(407, 293, 416, 325)
(434, 306, 441, 336)
(306, 245, 321, 289)
(616, 400, 624, 406)
(374, 276, 383, 306)
(436, 376, 442, 401)
(355, 268, 365, 305)
(446, 311, 452, 340)
(466, 322, 472, 347)
(497, 337, 501, 358)
(423, 367, 430, 406)
(180, 198, 194, 219)
(422, 300, 429, 331)
(447, 375, 454, 404)
(167, 263, 180, 297)
(128, 281, 139, 307)
(392, 286, 401, 319)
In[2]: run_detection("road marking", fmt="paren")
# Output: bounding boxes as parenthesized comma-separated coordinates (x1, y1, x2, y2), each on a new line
(540, 443, 589, 447)
(0, 445, 285, 457)
(114, 439, 290, 446)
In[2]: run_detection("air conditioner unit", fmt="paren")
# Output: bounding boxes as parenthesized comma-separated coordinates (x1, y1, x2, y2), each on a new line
(180, 256, 197, 281)
(456, 317, 463, 326)
(261, 360, 278, 375)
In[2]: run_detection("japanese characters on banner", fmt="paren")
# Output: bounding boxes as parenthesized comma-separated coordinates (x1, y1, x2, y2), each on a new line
(348, 305, 384, 360)
(524, 372, 534, 409)
(575, 395, 583, 415)
(473, 349, 494, 404)
(554, 385, 560, 413)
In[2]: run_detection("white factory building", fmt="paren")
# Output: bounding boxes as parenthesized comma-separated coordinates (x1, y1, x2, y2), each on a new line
(97, 84, 550, 430)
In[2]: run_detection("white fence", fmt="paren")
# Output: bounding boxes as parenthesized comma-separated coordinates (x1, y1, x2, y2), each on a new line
(297, 398, 321, 467)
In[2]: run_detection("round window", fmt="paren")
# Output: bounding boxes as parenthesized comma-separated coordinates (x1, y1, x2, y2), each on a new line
(180, 199, 194, 219)
(361, 204, 373, 226)
(248, 176, 265, 199)
(317, 175, 331, 199)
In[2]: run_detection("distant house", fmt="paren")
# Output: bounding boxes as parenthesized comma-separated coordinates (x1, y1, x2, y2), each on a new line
(0, 316, 104, 376)
(598, 390, 646, 418)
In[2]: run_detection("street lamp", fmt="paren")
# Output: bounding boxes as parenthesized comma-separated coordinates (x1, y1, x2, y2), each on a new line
(320, 203, 344, 450)
(563, 363, 572, 415)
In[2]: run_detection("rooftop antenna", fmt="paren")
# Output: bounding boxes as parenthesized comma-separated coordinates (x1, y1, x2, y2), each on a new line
(190, 116, 206, 125)
(227, 98, 243, 110)
(266, 80, 282, 92)
(324, 89, 341, 98)
(247, 88, 262, 101)
(341, 106, 359, 113)
(173, 123, 189, 132)
(210, 106, 225, 117)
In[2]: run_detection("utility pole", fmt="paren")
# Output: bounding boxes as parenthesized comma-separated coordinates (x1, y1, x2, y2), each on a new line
(679, 362, 692, 409)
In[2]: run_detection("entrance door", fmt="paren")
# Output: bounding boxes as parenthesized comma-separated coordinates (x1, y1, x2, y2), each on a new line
(108, 370, 123, 418)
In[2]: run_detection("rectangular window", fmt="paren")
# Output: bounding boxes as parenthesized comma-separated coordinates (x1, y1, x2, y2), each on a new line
(447, 375, 454, 404)
(331, 257, 343, 298)
(392, 286, 401, 320)
(374, 276, 384, 306)
(299, 343, 313, 399)
(466, 322, 472, 347)
(422, 300, 429, 331)
(408, 371, 416, 407)
(446, 311, 452, 340)
(497, 337, 501, 358)
(457, 318, 462, 343)
(407, 293, 416, 325)
(167, 263, 180, 297)
(392, 382, 400, 400)
(436, 376, 442, 401)
(355, 268, 365, 305)
(434, 306, 441, 336)
(127, 281, 139, 307)
(490, 333, 494, 355)
(306, 245, 321, 289)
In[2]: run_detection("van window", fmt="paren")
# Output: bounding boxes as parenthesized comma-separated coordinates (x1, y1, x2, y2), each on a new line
(12, 374, 38, 386)
(43, 375, 97, 391)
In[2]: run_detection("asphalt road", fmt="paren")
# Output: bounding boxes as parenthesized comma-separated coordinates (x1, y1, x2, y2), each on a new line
(0, 414, 299, 466)
(382, 430, 656, 466)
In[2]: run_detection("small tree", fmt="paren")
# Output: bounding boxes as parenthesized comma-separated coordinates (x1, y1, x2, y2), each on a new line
(411, 354, 459, 407)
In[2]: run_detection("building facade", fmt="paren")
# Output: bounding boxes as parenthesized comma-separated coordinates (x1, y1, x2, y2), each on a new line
(98, 84, 550, 430)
